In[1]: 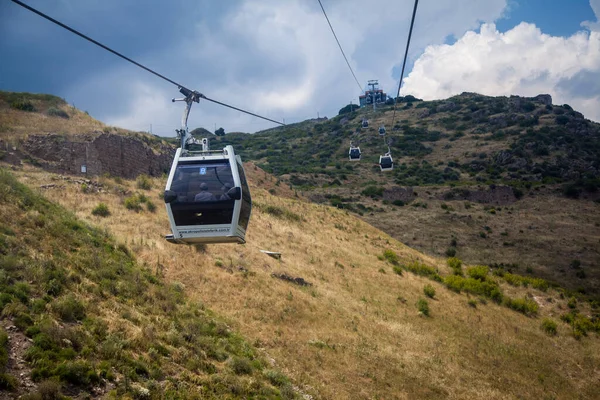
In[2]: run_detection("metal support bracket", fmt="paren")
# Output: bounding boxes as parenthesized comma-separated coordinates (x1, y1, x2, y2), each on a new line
(172, 87, 203, 150)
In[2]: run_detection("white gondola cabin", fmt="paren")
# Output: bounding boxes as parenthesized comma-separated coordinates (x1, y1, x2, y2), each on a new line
(379, 152, 393, 172)
(349, 146, 361, 161)
(164, 145, 251, 244)
(379, 125, 386, 135)
(362, 119, 369, 128)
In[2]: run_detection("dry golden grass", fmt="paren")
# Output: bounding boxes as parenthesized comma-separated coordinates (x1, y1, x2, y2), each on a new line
(9, 163, 600, 400)
(326, 184, 600, 294)
(0, 104, 105, 143)
(0, 99, 165, 151)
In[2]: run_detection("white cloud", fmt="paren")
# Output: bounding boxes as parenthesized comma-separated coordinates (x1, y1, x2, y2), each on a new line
(403, 3, 600, 122)
(89, 0, 508, 133)
(582, 0, 600, 31)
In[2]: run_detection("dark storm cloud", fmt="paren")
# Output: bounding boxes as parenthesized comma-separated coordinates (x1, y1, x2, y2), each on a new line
(556, 69, 600, 99)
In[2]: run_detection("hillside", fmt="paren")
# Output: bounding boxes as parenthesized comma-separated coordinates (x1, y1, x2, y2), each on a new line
(1, 90, 599, 398)
(3, 162, 598, 399)
(0, 169, 296, 399)
(0, 92, 172, 179)
(1, 90, 598, 296)
(206, 93, 600, 298)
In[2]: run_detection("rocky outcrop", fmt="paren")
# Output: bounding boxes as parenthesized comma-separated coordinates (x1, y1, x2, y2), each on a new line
(382, 186, 416, 203)
(441, 185, 517, 205)
(22, 132, 173, 178)
(531, 94, 552, 105)
(418, 108, 430, 118)
(494, 150, 528, 170)
(436, 102, 457, 113)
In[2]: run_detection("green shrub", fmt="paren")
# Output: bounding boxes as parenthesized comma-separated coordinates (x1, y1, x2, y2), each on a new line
(0, 329, 10, 386)
(124, 195, 143, 212)
(503, 273, 549, 291)
(91, 203, 110, 217)
(14, 312, 34, 330)
(561, 312, 598, 337)
(52, 295, 86, 322)
(445, 247, 456, 257)
(567, 297, 577, 309)
(504, 297, 538, 316)
(383, 249, 399, 265)
(541, 318, 557, 335)
(444, 275, 464, 292)
(29, 380, 63, 399)
(229, 356, 253, 375)
(10, 100, 35, 112)
(467, 299, 478, 308)
(403, 261, 442, 281)
(0, 327, 7, 348)
(0, 373, 18, 390)
(417, 298, 430, 316)
(258, 204, 302, 222)
(443, 275, 503, 302)
(146, 200, 156, 213)
(392, 266, 403, 276)
(136, 175, 152, 190)
(466, 265, 489, 281)
(264, 369, 289, 387)
(423, 284, 435, 299)
(447, 257, 463, 275)
(55, 360, 98, 385)
(47, 107, 69, 119)
(361, 186, 384, 198)
(503, 273, 523, 286)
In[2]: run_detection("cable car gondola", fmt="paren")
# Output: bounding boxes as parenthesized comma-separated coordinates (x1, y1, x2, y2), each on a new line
(379, 125, 386, 135)
(379, 152, 393, 172)
(349, 145, 361, 161)
(362, 118, 369, 128)
(164, 88, 251, 244)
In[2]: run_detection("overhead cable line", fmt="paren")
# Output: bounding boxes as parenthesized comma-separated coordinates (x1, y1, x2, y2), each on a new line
(10, 0, 285, 126)
(391, 0, 419, 129)
(317, 0, 363, 92)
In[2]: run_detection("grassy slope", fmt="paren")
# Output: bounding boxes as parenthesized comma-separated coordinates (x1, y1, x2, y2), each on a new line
(10, 164, 600, 400)
(206, 95, 600, 297)
(0, 91, 168, 152)
(0, 169, 297, 399)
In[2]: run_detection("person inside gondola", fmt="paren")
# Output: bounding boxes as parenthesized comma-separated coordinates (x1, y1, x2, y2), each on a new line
(194, 182, 216, 202)
(171, 172, 189, 202)
(219, 182, 233, 201)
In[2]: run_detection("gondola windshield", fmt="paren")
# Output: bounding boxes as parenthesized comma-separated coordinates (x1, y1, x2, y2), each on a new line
(167, 160, 236, 226)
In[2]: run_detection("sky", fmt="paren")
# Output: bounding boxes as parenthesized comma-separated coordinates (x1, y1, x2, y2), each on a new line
(0, 0, 598, 136)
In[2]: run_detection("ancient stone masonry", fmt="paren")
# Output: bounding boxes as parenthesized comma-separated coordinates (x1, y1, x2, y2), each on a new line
(509, 94, 553, 112)
(440, 185, 517, 205)
(382, 186, 415, 204)
(22, 132, 174, 178)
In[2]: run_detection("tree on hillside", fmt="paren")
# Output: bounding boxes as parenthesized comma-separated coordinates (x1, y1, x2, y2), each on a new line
(190, 127, 212, 137)
(215, 127, 225, 136)
(338, 104, 360, 115)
